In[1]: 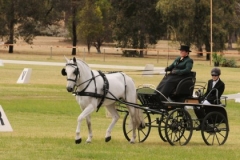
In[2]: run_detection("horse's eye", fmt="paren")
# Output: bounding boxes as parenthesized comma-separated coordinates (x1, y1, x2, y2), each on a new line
(61, 68, 67, 76)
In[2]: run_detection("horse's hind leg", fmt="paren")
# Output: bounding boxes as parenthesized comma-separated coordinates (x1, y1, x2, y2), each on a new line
(105, 104, 120, 142)
(128, 107, 137, 143)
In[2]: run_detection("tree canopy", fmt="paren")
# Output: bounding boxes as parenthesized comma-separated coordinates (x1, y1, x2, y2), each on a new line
(0, 0, 67, 53)
(1, 0, 240, 59)
(111, 0, 165, 57)
(156, 0, 238, 60)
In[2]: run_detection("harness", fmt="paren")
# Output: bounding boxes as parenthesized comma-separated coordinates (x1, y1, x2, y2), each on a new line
(63, 62, 128, 112)
(74, 70, 109, 112)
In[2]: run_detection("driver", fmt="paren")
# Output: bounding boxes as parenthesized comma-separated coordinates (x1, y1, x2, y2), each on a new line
(156, 45, 194, 101)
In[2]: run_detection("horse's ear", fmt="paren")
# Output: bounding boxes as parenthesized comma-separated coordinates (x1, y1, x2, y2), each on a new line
(64, 55, 69, 62)
(61, 68, 67, 76)
(73, 57, 77, 63)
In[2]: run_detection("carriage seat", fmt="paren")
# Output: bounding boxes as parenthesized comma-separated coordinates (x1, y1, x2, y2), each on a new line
(170, 71, 196, 102)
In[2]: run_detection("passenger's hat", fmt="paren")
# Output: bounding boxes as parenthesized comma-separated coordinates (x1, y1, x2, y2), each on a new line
(211, 67, 221, 76)
(179, 45, 191, 52)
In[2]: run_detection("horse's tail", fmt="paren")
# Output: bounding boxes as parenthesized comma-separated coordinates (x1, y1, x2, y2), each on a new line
(125, 75, 145, 129)
(134, 106, 145, 129)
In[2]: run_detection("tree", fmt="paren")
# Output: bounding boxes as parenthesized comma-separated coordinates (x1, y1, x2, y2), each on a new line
(111, 0, 165, 57)
(156, 0, 238, 60)
(77, 0, 112, 53)
(0, 0, 67, 53)
(93, 0, 113, 53)
(156, 0, 197, 47)
(77, 0, 103, 53)
(68, 0, 83, 55)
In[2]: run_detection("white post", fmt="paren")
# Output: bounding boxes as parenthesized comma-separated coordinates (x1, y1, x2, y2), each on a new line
(210, 0, 213, 65)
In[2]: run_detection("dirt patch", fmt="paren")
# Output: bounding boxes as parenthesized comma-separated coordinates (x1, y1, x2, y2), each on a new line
(1, 36, 240, 63)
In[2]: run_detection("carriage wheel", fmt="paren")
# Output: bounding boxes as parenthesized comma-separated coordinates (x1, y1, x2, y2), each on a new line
(165, 108, 193, 146)
(123, 111, 151, 143)
(158, 112, 168, 142)
(201, 111, 229, 145)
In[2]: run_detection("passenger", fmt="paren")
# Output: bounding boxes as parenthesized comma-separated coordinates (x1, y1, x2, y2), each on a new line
(201, 67, 225, 104)
(194, 68, 225, 129)
(156, 45, 194, 100)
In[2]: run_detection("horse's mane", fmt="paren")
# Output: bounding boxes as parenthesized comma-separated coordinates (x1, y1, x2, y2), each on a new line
(76, 58, 89, 68)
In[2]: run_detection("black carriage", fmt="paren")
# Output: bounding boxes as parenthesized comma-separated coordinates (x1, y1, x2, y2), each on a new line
(120, 72, 229, 146)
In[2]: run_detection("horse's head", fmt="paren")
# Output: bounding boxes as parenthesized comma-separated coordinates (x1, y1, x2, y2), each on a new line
(61, 57, 80, 92)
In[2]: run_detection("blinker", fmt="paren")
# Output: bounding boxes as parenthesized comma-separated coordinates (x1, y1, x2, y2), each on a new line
(74, 68, 79, 75)
(61, 68, 67, 76)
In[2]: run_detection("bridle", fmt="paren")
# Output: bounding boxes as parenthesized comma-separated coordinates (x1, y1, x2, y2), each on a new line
(61, 62, 100, 94)
(61, 63, 80, 83)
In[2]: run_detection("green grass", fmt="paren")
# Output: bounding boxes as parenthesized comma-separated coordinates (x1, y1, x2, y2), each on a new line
(0, 54, 240, 160)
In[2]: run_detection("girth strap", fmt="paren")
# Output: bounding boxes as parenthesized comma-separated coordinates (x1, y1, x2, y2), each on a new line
(96, 71, 109, 112)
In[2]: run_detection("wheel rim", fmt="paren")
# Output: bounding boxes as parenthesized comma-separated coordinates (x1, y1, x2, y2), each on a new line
(165, 108, 193, 146)
(201, 112, 229, 145)
(123, 111, 151, 142)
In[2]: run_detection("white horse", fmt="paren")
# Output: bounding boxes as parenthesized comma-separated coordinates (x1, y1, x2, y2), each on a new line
(61, 57, 144, 144)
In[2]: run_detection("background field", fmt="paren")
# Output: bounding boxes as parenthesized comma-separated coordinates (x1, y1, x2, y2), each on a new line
(0, 37, 240, 160)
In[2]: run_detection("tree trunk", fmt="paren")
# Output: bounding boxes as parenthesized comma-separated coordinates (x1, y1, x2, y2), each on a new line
(8, 0, 14, 53)
(87, 41, 91, 53)
(139, 34, 145, 57)
(205, 40, 211, 60)
(228, 32, 232, 49)
(96, 45, 101, 53)
(197, 45, 203, 57)
(71, 5, 77, 55)
(94, 40, 102, 53)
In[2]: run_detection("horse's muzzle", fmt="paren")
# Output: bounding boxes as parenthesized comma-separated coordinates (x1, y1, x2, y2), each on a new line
(67, 87, 73, 92)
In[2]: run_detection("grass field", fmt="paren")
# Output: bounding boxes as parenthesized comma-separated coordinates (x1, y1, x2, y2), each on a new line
(1, 37, 240, 160)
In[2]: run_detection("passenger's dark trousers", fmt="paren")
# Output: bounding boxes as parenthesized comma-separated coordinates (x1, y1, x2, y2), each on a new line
(156, 74, 188, 101)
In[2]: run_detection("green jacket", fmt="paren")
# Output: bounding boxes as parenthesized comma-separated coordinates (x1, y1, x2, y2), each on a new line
(166, 56, 193, 75)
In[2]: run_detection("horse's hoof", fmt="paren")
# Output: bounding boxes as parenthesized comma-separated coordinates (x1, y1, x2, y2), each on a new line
(75, 138, 82, 144)
(138, 123, 145, 130)
(105, 136, 111, 142)
(129, 141, 135, 144)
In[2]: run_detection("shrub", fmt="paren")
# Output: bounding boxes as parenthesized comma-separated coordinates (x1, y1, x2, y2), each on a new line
(221, 57, 237, 68)
(212, 52, 223, 66)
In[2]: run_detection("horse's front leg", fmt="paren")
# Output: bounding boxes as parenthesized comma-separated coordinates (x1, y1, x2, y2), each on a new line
(105, 105, 120, 142)
(86, 115, 93, 143)
(75, 104, 95, 144)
